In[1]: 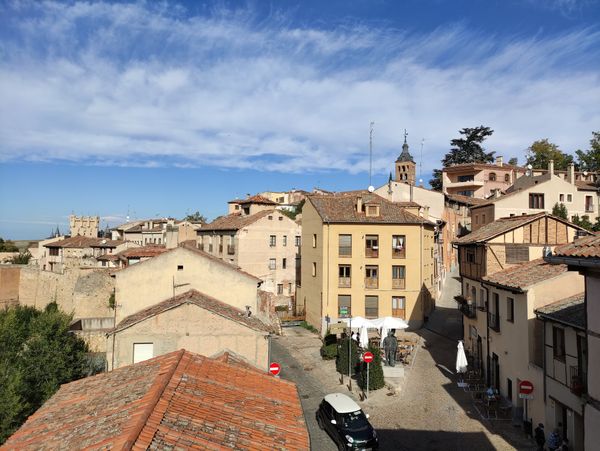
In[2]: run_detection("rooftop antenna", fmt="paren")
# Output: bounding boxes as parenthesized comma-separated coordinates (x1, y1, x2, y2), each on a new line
(369, 121, 375, 190)
(419, 138, 425, 180)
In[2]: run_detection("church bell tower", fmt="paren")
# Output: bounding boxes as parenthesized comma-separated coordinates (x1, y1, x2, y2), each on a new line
(395, 130, 416, 185)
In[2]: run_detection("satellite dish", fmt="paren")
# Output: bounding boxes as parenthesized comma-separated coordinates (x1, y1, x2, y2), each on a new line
(583, 171, 588, 176)
(526, 170, 531, 177)
(368, 185, 375, 192)
(527, 164, 533, 170)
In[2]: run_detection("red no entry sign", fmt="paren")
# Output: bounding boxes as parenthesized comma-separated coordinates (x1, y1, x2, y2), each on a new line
(519, 380, 534, 395)
(269, 362, 281, 376)
(363, 352, 374, 363)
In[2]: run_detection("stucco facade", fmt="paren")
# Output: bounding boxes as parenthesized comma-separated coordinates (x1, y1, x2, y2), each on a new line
(299, 193, 436, 332)
(107, 302, 269, 371)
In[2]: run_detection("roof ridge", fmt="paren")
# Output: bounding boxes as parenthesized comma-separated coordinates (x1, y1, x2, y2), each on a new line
(121, 349, 186, 449)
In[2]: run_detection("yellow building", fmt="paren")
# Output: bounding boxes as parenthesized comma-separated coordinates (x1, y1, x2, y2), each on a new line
(299, 191, 436, 333)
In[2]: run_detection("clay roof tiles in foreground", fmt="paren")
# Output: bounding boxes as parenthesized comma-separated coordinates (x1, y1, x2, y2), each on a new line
(3, 349, 309, 450)
(110, 289, 273, 335)
(308, 191, 434, 225)
(551, 232, 600, 259)
(535, 293, 586, 330)
(481, 258, 569, 292)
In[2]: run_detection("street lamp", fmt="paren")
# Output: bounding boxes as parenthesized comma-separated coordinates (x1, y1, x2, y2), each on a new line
(348, 314, 352, 391)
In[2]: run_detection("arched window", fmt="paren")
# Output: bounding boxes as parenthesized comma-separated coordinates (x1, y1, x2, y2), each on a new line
(489, 172, 497, 181)
(504, 174, 510, 182)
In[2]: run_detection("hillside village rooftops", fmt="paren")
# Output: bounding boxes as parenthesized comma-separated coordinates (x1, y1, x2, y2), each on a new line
(3, 349, 309, 450)
(481, 258, 569, 292)
(453, 212, 583, 245)
(200, 209, 278, 231)
(308, 191, 435, 225)
(535, 293, 585, 330)
(550, 232, 600, 259)
(118, 245, 168, 258)
(44, 236, 122, 248)
(109, 289, 273, 335)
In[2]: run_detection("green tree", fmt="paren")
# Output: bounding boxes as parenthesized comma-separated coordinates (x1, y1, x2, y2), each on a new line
(281, 199, 305, 220)
(0, 303, 90, 443)
(575, 131, 600, 173)
(526, 139, 573, 170)
(552, 203, 568, 220)
(336, 338, 359, 376)
(357, 344, 385, 391)
(429, 126, 495, 190)
(0, 238, 19, 252)
(508, 157, 518, 166)
(571, 215, 594, 231)
(10, 251, 31, 265)
(184, 211, 207, 223)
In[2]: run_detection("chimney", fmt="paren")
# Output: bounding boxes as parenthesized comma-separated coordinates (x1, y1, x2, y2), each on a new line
(495, 156, 503, 167)
(548, 159, 554, 176)
(356, 196, 363, 212)
(567, 163, 575, 184)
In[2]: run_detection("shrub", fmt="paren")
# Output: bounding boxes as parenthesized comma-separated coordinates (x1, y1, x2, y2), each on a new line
(299, 321, 318, 333)
(336, 338, 359, 376)
(323, 333, 337, 346)
(358, 344, 385, 391)
(320, 343, 338, 360)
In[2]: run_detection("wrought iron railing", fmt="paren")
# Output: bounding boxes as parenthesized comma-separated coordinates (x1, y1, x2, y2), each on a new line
(570, 365, 586, 396)
(488, 312, 500, 332)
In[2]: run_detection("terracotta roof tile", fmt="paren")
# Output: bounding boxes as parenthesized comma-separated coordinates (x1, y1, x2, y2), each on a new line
(445, 193, 489, 206)
(308, 191, 435, 225)
(551, 232, 600, 259)
(45, 236, 123, 248)
(109, 289, 273, 335)
(228, 195, 277, 205)
(575, 180, 599, 191)
(118, 245, 168, 258)
(535, 293, 585, 329)
(482, 258, 569, 291)
(200, 209, 275, 231)
(4, 350, 309, 450)
(453, 212, 583, 245)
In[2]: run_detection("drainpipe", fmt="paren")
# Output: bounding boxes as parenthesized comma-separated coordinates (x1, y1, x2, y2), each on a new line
(482, 282, 490, 386)
(324, 220, 330, 335)
(420, 209, 424, 322)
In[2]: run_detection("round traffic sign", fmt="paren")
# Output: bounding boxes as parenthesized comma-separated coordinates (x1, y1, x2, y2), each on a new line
(363, 352, 374, 363)
(269, 362, 281, 376)
(519, 380, 534, 394)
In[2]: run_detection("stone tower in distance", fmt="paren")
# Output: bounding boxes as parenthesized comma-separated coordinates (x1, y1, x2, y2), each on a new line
(395, 131, 416, 185)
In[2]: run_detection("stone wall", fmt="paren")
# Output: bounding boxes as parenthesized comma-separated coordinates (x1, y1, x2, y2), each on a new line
(0, 266, 21, 309)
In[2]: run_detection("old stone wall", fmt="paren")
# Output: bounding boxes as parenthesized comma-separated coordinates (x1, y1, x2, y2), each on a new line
(0, 266, 21, 309)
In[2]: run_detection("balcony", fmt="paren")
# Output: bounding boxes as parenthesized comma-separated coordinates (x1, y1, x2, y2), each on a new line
(446, 180, 485, 189)
(365, 278, 379, 289)
(227, 245, 235, 255)
(392, 278, 406, 289)
(570, 365, 587, 396)
(392, 247, 406, 259)
(488, 312, 500, 332)
(338, 277, 351, 288)
(460, 303, 477, 319)
(365, 247, 379, 258)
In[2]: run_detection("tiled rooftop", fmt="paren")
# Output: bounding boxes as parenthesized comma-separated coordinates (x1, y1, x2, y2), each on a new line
(551, 232, 600, 259)
(445, 193, 489, 206)
(482, 258, 569, 291)
(119, 245, 168, 258)
(110, 289, 273, 335)
(308, 191, 434, 225)
(4, 350, 309, 450)
(44, 236, 122, 248)
(228, 194, 277, 205)
(535, 293, 585, 329)
(200, 209, 275, 231)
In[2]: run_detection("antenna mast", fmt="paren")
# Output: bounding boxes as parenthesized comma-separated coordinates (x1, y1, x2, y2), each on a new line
(369, 122, 375, 187)
(420, 138, 425, 180)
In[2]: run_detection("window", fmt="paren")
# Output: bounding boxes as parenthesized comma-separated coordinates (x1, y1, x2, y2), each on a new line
(458, 175, 474, 182)
(269, 235, 276, 247)
(529, 193, 544, 209)
(339, 234, 352, 257)
(235, 204, 240, 210)
(559, 193, 565, 202)
(295, 236, 301, 247)
(49, 247, 59, 256)
(365, 265, 378, 289)
(586, 195, 594, 212)
(567, 194, 572, 202)
(365, 296, 379, 318)
(278, 216, 283, 221)
(312, 234, 317, 248)
(277, 284, 283, 294)
(392, 296, 406, 318)
(338, 295, 351, 318)
(268, 215, 273, 220)
(177, 265, 184, 271)
(506, 245, 529, 264)
(482, 214, 486, 224)
(458, 190, 474, 197)
(312, 262, 316, 277)
(553, 327, 565, 361)
(269, 258, 276, 270)
(283, 235, 287, 246)
(504, 174, 510, 182)
(507, 297, 514, 322)
(489, 172, 496, 181)
(392, 235, 406, 258)
(133, 343, 154, 364)
(392, 265, 406, 289)
(282, 258, 287, 269)
(338, 265, 351, 287)
(366, 205, 379, 216)
(365, 235, 379, 257)
(466, 248, 476, 264)
(507, 378, 512, 402)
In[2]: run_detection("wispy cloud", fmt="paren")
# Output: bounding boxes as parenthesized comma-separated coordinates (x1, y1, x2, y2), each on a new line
(1, 1, 599, 178)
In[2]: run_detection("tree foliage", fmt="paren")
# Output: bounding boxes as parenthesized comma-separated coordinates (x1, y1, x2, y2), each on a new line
(336, 338, 359, 376)
(508, 157, 518, 166)
(0, 238, 19, 252)
(10, 251, 32, 265)
(280, 199, 305, 220)
(429, 126, 495, 191)
(357, 344, 385, 391)
(571, 215, 595, 232)
(0, 303, 91, 443)
(184, 211, 207, 223)
(525, 139, 573, 171)
(575, 131, 600, 173)
(552, 203, 568, 220)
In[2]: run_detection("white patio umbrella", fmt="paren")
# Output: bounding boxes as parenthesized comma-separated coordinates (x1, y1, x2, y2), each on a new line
(359, 324, 370, 349)
(339, 316, 372, 330)
(456, 340, 468, 374)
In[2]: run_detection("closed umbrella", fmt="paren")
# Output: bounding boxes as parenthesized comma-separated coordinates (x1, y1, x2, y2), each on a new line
(456, 340, 468, 375)
(359, 324, 369, 349)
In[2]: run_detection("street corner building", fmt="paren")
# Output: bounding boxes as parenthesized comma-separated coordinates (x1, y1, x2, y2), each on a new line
(2, 350, 310, 450)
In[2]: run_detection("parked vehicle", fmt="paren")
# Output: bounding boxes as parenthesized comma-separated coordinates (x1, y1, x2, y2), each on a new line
(316, 393, 378, 451)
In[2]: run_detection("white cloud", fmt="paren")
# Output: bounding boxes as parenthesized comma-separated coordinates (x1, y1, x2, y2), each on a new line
(0, 1, 599, 178)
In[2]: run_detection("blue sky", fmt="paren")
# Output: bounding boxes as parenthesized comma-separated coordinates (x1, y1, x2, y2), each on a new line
(1, 0, 599, 239)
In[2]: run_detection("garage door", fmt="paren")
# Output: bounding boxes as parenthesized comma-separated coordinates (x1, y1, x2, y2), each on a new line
(133, 343, 154, 364)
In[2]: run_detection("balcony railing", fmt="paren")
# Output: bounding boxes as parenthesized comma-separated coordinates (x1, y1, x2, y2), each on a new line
(365, 278, 379, 289)
(570, 365, 587, 396)
(488, 312, 500, 332)
(392, 278, 406, 289)
(227, 245, 235, 255)
(365, 247, 379, 258)
(392, 247, 406, 259)
(460, 303, 477, 319)
(338, 277, 351, 288)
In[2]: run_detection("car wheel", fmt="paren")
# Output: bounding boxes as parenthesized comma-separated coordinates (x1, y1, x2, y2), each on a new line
(337, 443, 346, 451)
